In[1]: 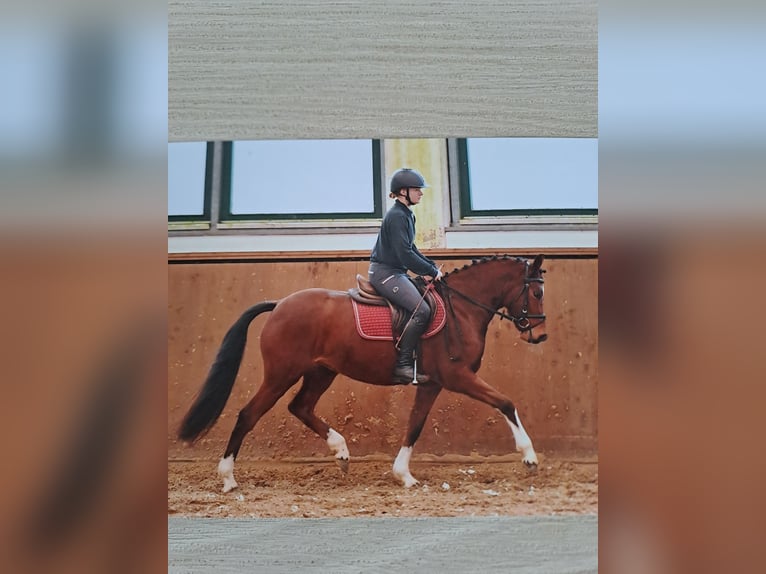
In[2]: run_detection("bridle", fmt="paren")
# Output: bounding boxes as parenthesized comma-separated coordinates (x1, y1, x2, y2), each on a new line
(438, 262, 546, 332)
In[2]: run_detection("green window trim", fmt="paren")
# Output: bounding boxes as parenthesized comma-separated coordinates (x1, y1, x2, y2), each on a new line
(219, 140, 383, 222)
(456, 139, 598, 218)
(168, 142, 215, 223)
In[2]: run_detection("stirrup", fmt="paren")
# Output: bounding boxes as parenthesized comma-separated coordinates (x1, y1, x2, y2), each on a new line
(392, 371, 429, 385)
(412, 372, 430, 385)
(411, 357, 429, 384)
(392, 360, 429, 385)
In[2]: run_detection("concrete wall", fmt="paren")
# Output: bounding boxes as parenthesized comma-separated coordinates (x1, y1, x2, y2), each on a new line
(169, 1, 597, 142)
(168, 252, 597, 460)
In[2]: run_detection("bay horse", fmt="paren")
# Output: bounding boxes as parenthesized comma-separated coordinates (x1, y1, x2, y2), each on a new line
(178, 254, 547, 492)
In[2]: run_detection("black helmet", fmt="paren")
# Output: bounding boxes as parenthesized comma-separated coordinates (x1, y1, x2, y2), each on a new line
(390, 168, 428, 194)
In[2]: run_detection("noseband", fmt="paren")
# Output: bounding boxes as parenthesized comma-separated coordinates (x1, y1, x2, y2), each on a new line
(508, 268, 546, 331)
(440, 262, 546, 332)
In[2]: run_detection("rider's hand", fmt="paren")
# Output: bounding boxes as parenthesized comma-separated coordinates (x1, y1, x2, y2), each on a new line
(434, 269, 443, 282)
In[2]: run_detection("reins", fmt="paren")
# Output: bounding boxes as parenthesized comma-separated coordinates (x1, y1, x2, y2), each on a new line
(438, 263, 545, 332)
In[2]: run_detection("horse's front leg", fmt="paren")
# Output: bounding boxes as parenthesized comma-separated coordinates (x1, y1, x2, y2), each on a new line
(393, 382, 442, 487)
(446, 370, 538, 468)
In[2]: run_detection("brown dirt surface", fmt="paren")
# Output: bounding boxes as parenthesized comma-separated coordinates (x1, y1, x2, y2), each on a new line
(168, 454, 597, 518)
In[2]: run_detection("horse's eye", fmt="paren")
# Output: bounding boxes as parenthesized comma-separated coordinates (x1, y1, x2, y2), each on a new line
(533, 289, 543, 299)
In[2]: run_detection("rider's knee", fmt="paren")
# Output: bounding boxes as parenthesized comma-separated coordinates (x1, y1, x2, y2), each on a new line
(412, 302, 431, 325)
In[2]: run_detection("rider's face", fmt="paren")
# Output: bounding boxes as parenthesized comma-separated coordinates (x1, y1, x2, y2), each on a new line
(405, 187, 424, 204)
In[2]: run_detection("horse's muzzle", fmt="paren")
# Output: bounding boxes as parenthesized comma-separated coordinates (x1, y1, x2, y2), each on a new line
(522, 328, 548, 344)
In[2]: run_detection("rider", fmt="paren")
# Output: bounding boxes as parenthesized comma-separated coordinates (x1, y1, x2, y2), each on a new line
(369, 168, 443, 384)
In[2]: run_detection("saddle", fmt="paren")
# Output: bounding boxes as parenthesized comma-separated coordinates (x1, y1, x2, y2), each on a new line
(348, 275, 446, 341)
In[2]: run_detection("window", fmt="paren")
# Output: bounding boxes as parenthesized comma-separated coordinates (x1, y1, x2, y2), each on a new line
(221, 139, 382, 221)
(167, 142, 212, 221)
(455, 138, 598, 217)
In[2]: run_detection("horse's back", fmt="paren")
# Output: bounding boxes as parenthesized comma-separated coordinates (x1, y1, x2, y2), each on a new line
(276, 287, 350, 309)
(260, 288, 382, 380)
(265, 288, 353, 334)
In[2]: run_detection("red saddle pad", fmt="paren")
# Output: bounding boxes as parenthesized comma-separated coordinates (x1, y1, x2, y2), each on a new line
(351, 290, 447, 341)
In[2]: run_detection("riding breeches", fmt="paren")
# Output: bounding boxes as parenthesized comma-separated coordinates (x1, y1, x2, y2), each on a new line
(368, 264, 431, 337)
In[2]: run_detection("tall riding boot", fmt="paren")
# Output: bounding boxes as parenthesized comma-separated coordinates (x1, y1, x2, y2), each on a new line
(392, 318, 429, 384)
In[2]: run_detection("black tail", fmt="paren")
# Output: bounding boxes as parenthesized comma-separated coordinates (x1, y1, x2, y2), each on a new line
(178, 301, 277, 443)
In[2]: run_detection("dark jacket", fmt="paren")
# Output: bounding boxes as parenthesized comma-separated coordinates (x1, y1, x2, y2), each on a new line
(370, 200, 439, 277)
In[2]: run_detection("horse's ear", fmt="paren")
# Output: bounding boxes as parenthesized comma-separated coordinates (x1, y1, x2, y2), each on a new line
(531, 254, 544, 273)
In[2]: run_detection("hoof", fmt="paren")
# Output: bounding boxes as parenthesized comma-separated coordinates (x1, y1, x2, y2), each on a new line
(222, 477, 238, 493)
(402, 477, 420, 488)
(336, 457, 350, 474)
(523, 461, 538, 474)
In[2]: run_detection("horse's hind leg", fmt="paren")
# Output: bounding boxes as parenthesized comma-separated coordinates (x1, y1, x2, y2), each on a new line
(287, 367, 350, 472)
(393, 382, 442, 487)
(218, 375, 299, 492)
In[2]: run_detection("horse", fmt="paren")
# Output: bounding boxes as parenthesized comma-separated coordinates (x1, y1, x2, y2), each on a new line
(178, 254, 547, 492)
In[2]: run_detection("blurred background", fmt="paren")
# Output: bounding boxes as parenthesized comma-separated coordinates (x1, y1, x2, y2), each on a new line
(0, 0, 764, 571)
(600, 0, 766, 572)
(0, 2, 167, 572)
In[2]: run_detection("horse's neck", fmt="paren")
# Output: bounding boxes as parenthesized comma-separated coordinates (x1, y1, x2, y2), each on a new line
(452, 261, 522, 297)
(447, 260, 524, 327)
(446, 264, 519, 328)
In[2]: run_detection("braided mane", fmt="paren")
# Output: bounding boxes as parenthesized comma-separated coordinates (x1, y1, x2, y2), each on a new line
(442, 254, 525, 278)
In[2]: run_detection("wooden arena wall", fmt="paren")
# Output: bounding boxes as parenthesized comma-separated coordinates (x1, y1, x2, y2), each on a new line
(168, 252, 597, 460)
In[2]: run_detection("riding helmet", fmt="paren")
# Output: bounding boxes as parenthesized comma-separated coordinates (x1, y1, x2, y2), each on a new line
(390, 168, 428, 193)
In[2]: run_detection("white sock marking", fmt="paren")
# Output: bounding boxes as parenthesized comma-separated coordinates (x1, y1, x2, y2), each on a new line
(393, 446, 419, 487)
(503, 410, 538, 465)
(326, 428, 350, 461)
(218, 454, 238, 493)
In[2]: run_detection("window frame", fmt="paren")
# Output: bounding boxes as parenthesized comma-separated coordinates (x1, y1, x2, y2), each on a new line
(452, 138, 598, 222)
(218, 140, 383, 223)
(167, 141, 215, 224)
